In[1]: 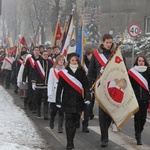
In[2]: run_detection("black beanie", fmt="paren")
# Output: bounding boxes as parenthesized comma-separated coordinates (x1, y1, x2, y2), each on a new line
(21, 51, 28, 56)
(67, 52, 79, 61)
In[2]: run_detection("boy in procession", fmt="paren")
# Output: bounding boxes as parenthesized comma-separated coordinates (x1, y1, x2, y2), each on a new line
(31, 50, 53, 119)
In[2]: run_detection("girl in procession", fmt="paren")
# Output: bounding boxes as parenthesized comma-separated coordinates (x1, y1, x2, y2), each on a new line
(128, 54, 150, 145)
(1, 50, 15, 89)
(56, 53, 91, 150)
(47, 55, 65, 133)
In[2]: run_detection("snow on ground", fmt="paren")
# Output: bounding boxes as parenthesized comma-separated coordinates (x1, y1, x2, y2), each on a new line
(0, 85, 47, 150)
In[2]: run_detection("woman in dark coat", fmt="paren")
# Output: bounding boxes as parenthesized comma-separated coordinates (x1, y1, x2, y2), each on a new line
(56, 53, 91, 150)
(128, 54, 150, 145)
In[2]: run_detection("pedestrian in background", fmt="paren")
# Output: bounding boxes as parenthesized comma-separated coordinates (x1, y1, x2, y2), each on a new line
(47, 55, 65, 133)
(1, 50, 15, 89)
(82, 47, 94, 133)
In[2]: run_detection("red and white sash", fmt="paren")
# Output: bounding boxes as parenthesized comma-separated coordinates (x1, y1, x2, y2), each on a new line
(54, 68, 59, 80)
(18, 59, 23, 65)
(28, 57, 35, 68)
(93, 50, 108, 67)
(128, 68, 149, 91)
(35, 60, 45, 80)
(83, 63, 88, 74)
(48, 57, 54, 64)
(5, 57, 13, 65)
(58, 69, 83, 95)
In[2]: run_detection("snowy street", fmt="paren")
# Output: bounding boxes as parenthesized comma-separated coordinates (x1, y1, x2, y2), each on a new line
(0, 85, 48, 150)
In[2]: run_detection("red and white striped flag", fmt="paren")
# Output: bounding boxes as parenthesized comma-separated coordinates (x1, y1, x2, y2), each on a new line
(61, 15, 74, 56)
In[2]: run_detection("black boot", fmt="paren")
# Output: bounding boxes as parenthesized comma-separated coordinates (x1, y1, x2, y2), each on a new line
(58, 116, 64, 133)
(44, 104, 49, 120)
(50, 116, 55, 129)
(135, 132, 142, 145)
(37, 105, 41, 117)
(66, 123, 76, 149)
(24, 98, 28, 109)
(82, 121, 89, 133)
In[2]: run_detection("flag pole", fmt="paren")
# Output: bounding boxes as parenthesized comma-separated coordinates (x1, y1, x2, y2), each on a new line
(90, 31, 126, 91)
(81, 19, 84, 65)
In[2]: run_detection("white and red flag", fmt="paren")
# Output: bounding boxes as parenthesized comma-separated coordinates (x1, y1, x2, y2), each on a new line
(95, 46, 139, 128)
(61, 15, 74, 56)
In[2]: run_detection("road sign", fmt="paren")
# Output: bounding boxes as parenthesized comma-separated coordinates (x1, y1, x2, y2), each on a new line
(128, 24, 140, 38)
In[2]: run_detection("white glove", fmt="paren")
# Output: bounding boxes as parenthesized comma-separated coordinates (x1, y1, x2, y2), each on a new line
(22, 82, 26, 85)
(100, 66, 104, 74)
(17, 82, 21, 88)
(32, 83, 36, 90)
(47, 95, 52, 102)
(85, 100, 90, 105)
(56, 105, 61, 108)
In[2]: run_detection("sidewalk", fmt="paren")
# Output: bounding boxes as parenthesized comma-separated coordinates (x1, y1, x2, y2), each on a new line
(0, 85, 48, 150)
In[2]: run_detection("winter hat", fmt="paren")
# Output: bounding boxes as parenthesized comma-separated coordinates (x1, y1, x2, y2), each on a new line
(67, 52, 79, 61)
(21, 51, 28, 56)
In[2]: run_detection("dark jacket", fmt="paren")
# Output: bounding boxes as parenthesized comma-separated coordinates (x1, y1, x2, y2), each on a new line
(32, 57, 53, 89)
(22, 55, 41, 82)
(87, 43, 115, 87)
(56, 66, 91, 113)
(11, 57, 23, 83)
(84, 55, 90, 69)
(129, 68, 150, 101)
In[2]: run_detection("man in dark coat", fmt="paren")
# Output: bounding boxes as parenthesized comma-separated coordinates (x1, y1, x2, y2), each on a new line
(87, 34, 116, 147)
(22, 46, 41, 109)
(31, 50, 53, 119)
(12, 51, 27, 94)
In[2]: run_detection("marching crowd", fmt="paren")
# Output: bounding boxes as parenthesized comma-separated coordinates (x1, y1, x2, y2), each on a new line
(0, 34, 150, 150)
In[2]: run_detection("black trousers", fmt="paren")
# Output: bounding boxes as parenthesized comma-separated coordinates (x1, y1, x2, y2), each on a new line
(82, 103, 90, 128)
(65, 113, 80, 147)
(134, 100, 149, 134)
(27, 81, 34, 109)
(3, 69, 11, 87)
(35, 88, 48, 116)
(99, 106, 112, 142)
(50, 103, 64, 117)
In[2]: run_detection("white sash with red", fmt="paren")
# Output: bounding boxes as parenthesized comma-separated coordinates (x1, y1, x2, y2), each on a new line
(18, 59, 23, 65)
(58, 69, 83, 95)
(5, 57, 13, 65)
(28, 57, 35, 68)
(35, 60, 45, 80)
(48, 57, 54, 64)
(83, 63, 88, 74)
(93, 50, 108, 67)
(128, 68, 149, 91)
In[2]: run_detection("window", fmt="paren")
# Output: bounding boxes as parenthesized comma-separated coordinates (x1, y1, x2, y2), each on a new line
(145, 16, 150, 34)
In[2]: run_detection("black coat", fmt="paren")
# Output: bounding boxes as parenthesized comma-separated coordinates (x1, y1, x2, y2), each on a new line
(129, 68, 150, 101)
(32, 57, 53, 88)
(87, 43, 115, 87)
(22, 55, 41, 82)
(56, 66, 91, 113)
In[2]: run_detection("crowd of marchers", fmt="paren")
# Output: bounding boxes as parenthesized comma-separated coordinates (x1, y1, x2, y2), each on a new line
(0, 34, 150, 150)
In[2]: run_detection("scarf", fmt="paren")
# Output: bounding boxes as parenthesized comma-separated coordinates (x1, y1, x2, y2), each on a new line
(134, 65, 147, 72)
(69, 64, 78, 73)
